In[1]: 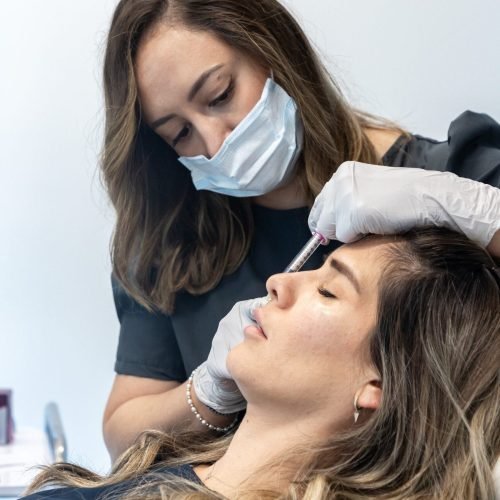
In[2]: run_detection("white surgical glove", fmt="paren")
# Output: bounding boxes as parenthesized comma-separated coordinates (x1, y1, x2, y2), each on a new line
(309, 161, 500, 247)
(192, 297, 267, 414)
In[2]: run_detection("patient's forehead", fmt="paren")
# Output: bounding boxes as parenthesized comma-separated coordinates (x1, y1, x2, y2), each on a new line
(325, 237, 394, 289)
(330, 236, 394, 263)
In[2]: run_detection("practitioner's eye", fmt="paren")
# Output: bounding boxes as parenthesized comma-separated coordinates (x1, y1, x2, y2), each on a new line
(318, 287, 336, 299)
(209, 78, 235, 107)
(173, 124, 191, 146)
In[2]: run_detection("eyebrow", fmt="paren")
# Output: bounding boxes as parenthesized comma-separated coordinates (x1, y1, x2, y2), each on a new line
(329, 258, 361, 294)
(150, 63, 224, 131)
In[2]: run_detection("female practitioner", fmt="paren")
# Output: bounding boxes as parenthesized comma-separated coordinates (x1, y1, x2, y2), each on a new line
(101, 0, 500, 458)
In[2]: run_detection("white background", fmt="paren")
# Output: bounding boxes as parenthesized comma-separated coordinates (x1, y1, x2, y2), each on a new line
(1, 0, 499, 475)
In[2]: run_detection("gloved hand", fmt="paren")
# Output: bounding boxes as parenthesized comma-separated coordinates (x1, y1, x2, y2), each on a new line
(192, 296, 268, 414)
(309, 161, 500, 247)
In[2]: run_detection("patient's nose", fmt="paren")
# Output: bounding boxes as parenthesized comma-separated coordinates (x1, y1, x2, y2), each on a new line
(265, 273, 297, 308)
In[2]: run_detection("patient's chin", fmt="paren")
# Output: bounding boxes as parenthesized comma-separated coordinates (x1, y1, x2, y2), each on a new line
(226, 344, 258, 400)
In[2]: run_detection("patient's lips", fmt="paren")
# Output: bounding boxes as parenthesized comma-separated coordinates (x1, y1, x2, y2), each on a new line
(244, 324, 267, 339)
(246, 309, 267, 339)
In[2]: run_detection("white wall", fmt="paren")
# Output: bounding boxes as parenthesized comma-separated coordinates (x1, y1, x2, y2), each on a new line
(283, 0, 500, 136)
(0, 0, 120, 473)
(1, 0, 499, 475)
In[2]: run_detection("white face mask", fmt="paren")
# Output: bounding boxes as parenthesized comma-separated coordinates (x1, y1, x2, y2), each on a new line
(178, 78, 304, 197)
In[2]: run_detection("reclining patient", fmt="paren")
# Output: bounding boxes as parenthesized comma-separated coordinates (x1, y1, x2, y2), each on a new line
(24, 227, 500, 499)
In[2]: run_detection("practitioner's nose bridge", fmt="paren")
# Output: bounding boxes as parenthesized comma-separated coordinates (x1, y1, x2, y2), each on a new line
(199, 116, 233, 159)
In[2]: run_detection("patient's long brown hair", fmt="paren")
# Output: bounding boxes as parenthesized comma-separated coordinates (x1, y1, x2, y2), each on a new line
(28, 228, 500, 498)
(103, 0, 395, 313)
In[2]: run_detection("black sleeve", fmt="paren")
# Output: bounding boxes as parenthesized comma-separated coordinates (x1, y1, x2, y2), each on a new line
(446, 111, 500, 188)
(387, 111, 500, 189)
(111, 275, 186, 382)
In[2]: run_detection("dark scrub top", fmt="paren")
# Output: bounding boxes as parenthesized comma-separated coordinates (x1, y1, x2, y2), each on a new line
(113, 110, 500, 381)
(21, 464, 201, 499)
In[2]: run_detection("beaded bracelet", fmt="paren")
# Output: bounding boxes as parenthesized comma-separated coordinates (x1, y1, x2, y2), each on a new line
(202, 402, 226, 417)
(186, 369, 239, 433)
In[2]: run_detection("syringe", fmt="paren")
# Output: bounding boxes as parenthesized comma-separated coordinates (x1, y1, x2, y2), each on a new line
(261, 232, 328, 306)
(283, 232, 328, 273)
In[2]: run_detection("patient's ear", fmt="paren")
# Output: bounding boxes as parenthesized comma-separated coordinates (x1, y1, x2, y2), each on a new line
(357, 380, 382, 411)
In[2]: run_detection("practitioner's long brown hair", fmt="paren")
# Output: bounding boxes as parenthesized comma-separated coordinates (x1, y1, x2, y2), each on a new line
(102, 0, 396, 313)
(28, 228, 500, 498)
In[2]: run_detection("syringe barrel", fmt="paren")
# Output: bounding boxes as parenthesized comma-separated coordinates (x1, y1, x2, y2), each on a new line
(283, 232, 326, 273)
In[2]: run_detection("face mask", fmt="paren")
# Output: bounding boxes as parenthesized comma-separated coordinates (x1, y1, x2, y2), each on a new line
(178, 78, 304, 197)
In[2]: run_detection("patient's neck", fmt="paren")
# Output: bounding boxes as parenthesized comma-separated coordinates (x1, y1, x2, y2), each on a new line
(194, 405, 335, 497)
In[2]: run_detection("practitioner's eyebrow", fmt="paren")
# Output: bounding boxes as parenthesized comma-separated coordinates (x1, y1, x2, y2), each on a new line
(329, 257, 361, 294)
(187, 63, 224, 102)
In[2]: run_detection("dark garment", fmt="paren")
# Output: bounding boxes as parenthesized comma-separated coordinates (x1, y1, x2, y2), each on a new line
(384, 110, 500, 186)
(113, 110, 500, 382)
(21, 464, 201, 499)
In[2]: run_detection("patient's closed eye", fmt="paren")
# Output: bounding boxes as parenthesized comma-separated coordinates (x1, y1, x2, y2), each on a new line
(318, 287, 336, 299)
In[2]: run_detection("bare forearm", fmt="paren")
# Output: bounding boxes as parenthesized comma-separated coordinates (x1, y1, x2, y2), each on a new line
(103, 382, 188, 461)
(103, 381, 234, 462)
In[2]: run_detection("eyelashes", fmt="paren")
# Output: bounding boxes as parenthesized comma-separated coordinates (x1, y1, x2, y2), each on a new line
(173, 125, 191, 147)
(209, 78, 234, 107)
(172, 78, 235, 147)
(318, 287, 336, 299)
